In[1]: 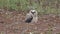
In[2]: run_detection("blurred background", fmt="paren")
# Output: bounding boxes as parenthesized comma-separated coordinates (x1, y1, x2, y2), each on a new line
(0, 0, 60, 34)
(0, 0, 60, 15)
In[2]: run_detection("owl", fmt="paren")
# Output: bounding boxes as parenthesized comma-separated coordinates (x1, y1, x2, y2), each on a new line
(25, 9, 38, 23)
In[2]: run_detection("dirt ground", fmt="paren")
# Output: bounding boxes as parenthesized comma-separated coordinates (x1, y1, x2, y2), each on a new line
(0, 9, 60, 34)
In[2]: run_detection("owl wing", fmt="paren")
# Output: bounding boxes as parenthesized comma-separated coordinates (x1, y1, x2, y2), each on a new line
(25, 14, 33, 23)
